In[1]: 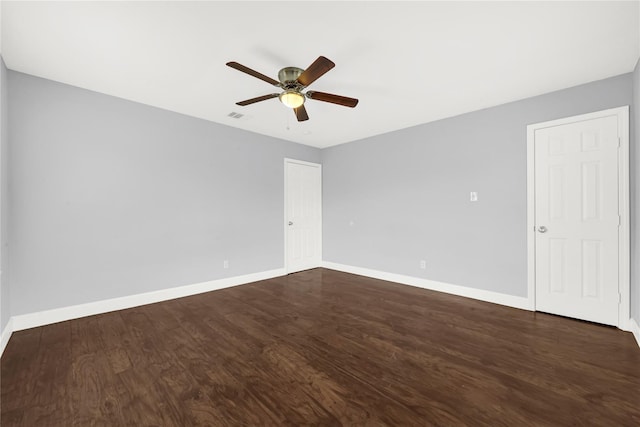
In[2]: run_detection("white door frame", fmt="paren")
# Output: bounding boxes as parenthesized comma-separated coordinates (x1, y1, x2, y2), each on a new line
(284, 158, 322, 274)
(526, 106, 630, 330)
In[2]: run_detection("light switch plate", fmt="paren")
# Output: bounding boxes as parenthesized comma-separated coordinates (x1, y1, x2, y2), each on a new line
(470, 191, 478, 202)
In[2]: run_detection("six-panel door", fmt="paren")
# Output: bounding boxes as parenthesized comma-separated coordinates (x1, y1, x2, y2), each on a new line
(534, 115, 620, 326)
(285, 160, 322, 274)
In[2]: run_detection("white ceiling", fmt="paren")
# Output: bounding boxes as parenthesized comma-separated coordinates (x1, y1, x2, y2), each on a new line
(2, 1, 639, 148)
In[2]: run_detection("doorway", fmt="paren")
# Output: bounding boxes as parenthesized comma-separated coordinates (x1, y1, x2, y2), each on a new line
(527, 106, 630, 328)
(284, 158, 322, 274)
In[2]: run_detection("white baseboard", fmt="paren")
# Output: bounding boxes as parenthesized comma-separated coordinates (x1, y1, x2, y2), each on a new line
(630, 318, 640, 349)
(1, 317, 13, 356)
(322, 261, 533, 311)
(10, 268, 285, 333)
(4, 263, 634, 355)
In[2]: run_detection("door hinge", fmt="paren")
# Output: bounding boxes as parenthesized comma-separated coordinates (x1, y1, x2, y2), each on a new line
(618, 293, 622, 304)
(617, 137, 621, 147)
(618, 214, 621, 227)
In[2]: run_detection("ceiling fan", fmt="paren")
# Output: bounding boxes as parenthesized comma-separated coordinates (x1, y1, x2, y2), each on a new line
(226, 56, 358, 122)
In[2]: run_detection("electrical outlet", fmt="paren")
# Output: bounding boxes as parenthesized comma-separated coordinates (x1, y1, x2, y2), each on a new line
(420, 260, 426, 269)
(223, 260, 229, 269)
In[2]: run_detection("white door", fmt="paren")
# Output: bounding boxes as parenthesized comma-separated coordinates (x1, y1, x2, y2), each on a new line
(285, 159, 322, 274)
(533, 113, 623, 326)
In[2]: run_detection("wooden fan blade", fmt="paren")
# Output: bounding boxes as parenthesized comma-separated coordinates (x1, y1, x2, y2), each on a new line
(236, 93, 279, 106)
(294, 105, 309, 122)
(297, 56, 335, 87)
(306, 91, 359, 108)
(226, 62, 280, 86)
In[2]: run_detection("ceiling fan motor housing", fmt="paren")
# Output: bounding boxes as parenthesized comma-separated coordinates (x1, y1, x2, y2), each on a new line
(278, 67, 305, 87)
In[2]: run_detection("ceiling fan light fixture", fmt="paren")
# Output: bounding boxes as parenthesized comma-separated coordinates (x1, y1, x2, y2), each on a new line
(279, 90, 305, 109)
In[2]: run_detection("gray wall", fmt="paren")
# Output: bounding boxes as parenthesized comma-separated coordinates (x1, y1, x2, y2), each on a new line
(633, 59, 640, 323)
(322, 74, 633, 298)
(8, 71, 320, 316)
(1, 58, 8, 331)
(6, 66, 638, 319)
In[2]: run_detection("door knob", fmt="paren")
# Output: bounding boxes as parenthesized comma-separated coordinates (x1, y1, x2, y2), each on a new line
(288, 221, 293, 226)
(537, 226, 547, 233)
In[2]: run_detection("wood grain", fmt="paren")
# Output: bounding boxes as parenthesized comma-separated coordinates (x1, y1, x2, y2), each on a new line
(2, 268, 639, 426)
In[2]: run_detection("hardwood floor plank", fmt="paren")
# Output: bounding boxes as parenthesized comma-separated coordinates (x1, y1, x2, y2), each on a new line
(2, 268, 639, 426)
(0, 328, 44, 412)
(0, 408, 23, 426)
(68, 351, 126, 426)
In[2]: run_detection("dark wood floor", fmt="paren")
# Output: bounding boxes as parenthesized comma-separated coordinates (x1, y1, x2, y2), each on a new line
(2, 268, 639, 426)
